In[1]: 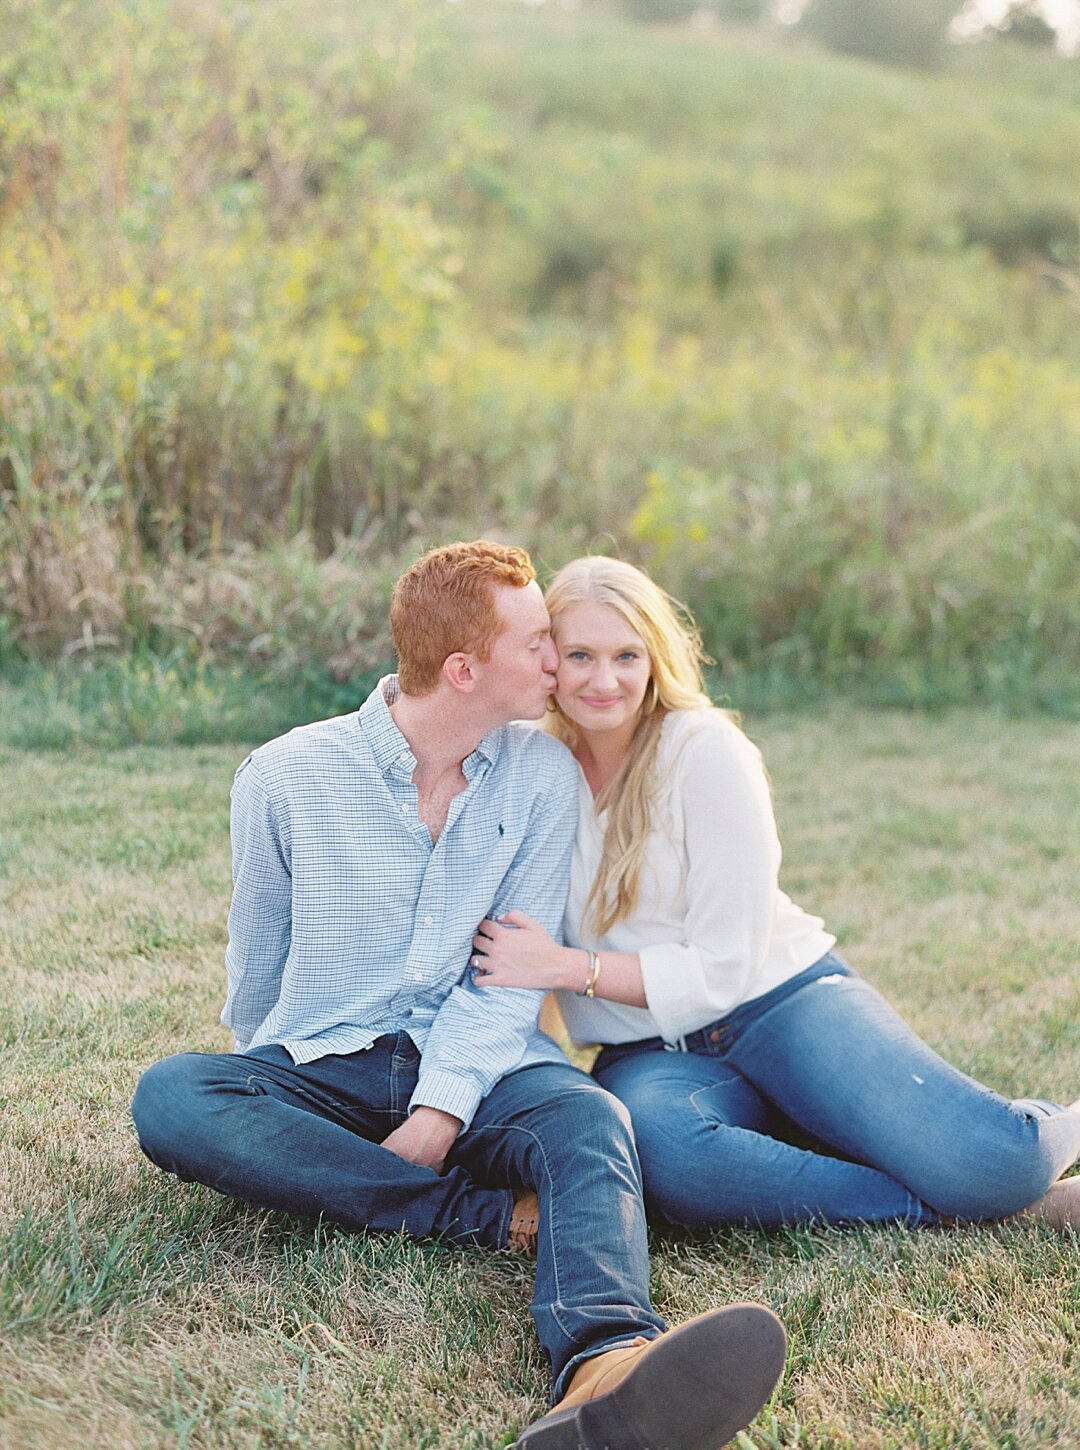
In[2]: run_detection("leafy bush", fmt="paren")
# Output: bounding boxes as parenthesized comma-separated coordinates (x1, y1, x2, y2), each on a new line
(799, 0, 956, 69)
(999, 2, 1059, 47)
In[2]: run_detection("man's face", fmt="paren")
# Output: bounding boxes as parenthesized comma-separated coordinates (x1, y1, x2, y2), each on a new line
(477, 580, 559, 724)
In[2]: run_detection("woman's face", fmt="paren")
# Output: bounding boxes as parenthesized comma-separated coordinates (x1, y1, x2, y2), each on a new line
(552, 600, 652, 741)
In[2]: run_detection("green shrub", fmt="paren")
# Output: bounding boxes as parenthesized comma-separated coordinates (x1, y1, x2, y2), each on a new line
(799, 0, 955, 69)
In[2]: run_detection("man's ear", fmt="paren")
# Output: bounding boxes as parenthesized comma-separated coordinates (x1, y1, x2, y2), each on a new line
(441, 652, 480, 694)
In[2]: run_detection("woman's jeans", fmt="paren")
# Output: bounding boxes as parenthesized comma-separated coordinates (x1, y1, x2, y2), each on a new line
(592, 953, 1080, 1229)
(132, 1035, 664, 1400)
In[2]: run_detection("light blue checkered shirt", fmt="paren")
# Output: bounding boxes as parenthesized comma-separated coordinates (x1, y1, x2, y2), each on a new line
(221, 676, 577, 1127)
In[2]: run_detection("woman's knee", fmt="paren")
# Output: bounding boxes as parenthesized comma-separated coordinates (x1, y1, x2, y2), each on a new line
(908, 1119, 1060, 1221)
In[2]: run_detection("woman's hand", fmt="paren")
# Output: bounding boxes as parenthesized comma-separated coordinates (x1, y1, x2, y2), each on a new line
(471, 909, 582, 992)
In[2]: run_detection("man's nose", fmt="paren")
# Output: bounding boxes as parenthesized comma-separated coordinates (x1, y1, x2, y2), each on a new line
(542, 640, 559, 672)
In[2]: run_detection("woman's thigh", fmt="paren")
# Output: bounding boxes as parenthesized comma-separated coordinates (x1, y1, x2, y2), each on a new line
(593, 1047, 928, 1228)
(595, 1049, 780, 1138)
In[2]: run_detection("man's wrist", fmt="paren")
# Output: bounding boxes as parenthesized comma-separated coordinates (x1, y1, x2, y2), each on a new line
(408, 1105, 463, 1135)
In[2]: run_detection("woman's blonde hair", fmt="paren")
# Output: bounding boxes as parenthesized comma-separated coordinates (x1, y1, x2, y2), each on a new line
(544, 556, 715, 936)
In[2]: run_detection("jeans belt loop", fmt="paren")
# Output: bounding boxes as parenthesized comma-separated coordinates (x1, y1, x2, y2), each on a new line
(663, 1035, 688, 1053)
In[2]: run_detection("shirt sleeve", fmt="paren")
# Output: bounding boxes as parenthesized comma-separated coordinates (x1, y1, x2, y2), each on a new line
(409, 752, 578, 1127)
(220, 755, 293, 1051)
(637, 722, 782, 1043)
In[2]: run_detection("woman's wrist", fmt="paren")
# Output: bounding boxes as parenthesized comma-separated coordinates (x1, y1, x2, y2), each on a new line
(559, 947, 592, 993)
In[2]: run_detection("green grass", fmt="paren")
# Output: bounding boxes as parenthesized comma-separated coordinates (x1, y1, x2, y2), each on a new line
(2, 709, 1078, 1447)
(2, 650, 1078, 757)
(0, 656, 381, 750)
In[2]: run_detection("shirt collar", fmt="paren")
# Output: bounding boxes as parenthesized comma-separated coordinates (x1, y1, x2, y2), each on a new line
(357, 674, 503, 777)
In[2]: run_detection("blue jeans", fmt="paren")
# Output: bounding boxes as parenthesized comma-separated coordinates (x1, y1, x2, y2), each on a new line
(132, 1034, 665, 1399)
(592, 954, 1080, 1229)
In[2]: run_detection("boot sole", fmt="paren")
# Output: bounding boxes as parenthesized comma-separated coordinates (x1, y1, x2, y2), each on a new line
(515, 1302, 787, 1450)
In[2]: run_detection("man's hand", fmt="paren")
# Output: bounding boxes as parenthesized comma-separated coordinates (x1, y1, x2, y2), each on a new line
(381, 1106, 463, 1174)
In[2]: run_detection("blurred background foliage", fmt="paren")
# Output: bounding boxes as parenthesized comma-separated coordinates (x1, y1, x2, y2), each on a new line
(2, 0, 1079, 730)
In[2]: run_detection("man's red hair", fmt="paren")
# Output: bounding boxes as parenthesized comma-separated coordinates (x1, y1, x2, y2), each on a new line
(391, 540, 536, 695)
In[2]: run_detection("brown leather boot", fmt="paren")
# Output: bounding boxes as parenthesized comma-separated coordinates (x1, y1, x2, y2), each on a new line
(1012, 1175, 1080, 1231)
(507, 1189, 540, 1257)
(514, 1303, 787, 1449)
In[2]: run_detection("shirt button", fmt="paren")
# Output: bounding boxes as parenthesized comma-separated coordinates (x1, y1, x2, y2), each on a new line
(423, 914, 433, 926)
(411, 972, 423, 982)
(709, 1030, 722, 1044)
(400, 803, 409, 813)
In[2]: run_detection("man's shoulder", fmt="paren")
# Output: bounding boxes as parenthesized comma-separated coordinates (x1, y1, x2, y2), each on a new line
(500, 721, 576, 779)
(244, 712, 365, 783)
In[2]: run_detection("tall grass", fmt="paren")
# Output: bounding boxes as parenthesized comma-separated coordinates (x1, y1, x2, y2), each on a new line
(2, 0, 1079, 700)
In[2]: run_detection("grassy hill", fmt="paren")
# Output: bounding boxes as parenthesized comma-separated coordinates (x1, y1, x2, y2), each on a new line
(1, 0, 1078, 713)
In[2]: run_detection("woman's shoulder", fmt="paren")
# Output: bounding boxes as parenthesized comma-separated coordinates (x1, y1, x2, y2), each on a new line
(659, 707, 765, 779)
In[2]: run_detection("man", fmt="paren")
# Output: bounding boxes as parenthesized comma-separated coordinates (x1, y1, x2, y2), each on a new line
(132, 540, 787, 1449)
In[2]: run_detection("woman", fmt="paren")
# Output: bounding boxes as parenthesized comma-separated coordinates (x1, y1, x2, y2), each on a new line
(472, 556, 1080, 1231)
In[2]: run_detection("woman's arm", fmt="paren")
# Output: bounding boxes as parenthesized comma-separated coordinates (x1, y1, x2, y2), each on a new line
(477, 717, 823, 1037)
(472, 910, 647, 1008)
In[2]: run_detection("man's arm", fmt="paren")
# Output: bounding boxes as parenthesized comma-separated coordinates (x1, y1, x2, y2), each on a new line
(400, 750, 579, 1157)
(220, 756, 292, 1050)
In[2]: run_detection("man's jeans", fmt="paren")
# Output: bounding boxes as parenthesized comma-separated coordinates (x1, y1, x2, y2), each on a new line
(593, 953, 1080, 1229)
(132, 1036, 665, 1399)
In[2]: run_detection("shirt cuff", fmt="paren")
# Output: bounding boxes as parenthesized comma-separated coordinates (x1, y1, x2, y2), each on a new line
(638, 940, 714, 1043)
(410, 1070, 484, 1130)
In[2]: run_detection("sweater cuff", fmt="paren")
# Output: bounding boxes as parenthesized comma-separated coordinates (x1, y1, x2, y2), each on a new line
(410, 1070, 484, 1130)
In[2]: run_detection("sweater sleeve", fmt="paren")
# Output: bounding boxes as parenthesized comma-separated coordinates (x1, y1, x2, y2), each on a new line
(637, 721, 782, 1042)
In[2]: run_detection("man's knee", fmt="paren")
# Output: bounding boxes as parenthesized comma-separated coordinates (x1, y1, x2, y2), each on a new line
(534, 1074, 636, 1148)
(131, 1052, 217, 1165)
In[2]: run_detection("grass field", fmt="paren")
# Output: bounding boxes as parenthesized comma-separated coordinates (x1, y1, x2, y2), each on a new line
(1, 708, 1079, 1448)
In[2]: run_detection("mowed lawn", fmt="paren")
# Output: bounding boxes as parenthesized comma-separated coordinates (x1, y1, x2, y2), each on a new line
(1, 708, 1078, 1449)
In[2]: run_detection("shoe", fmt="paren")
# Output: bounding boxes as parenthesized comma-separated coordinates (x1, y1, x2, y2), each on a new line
(1013, 1175, 1080, 1232)
(507, 1189, 540, 1257)
(514, 1303, 787, 1449)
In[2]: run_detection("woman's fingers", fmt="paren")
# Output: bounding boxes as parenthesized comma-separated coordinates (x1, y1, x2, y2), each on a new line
(500, 909, 538, 930)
